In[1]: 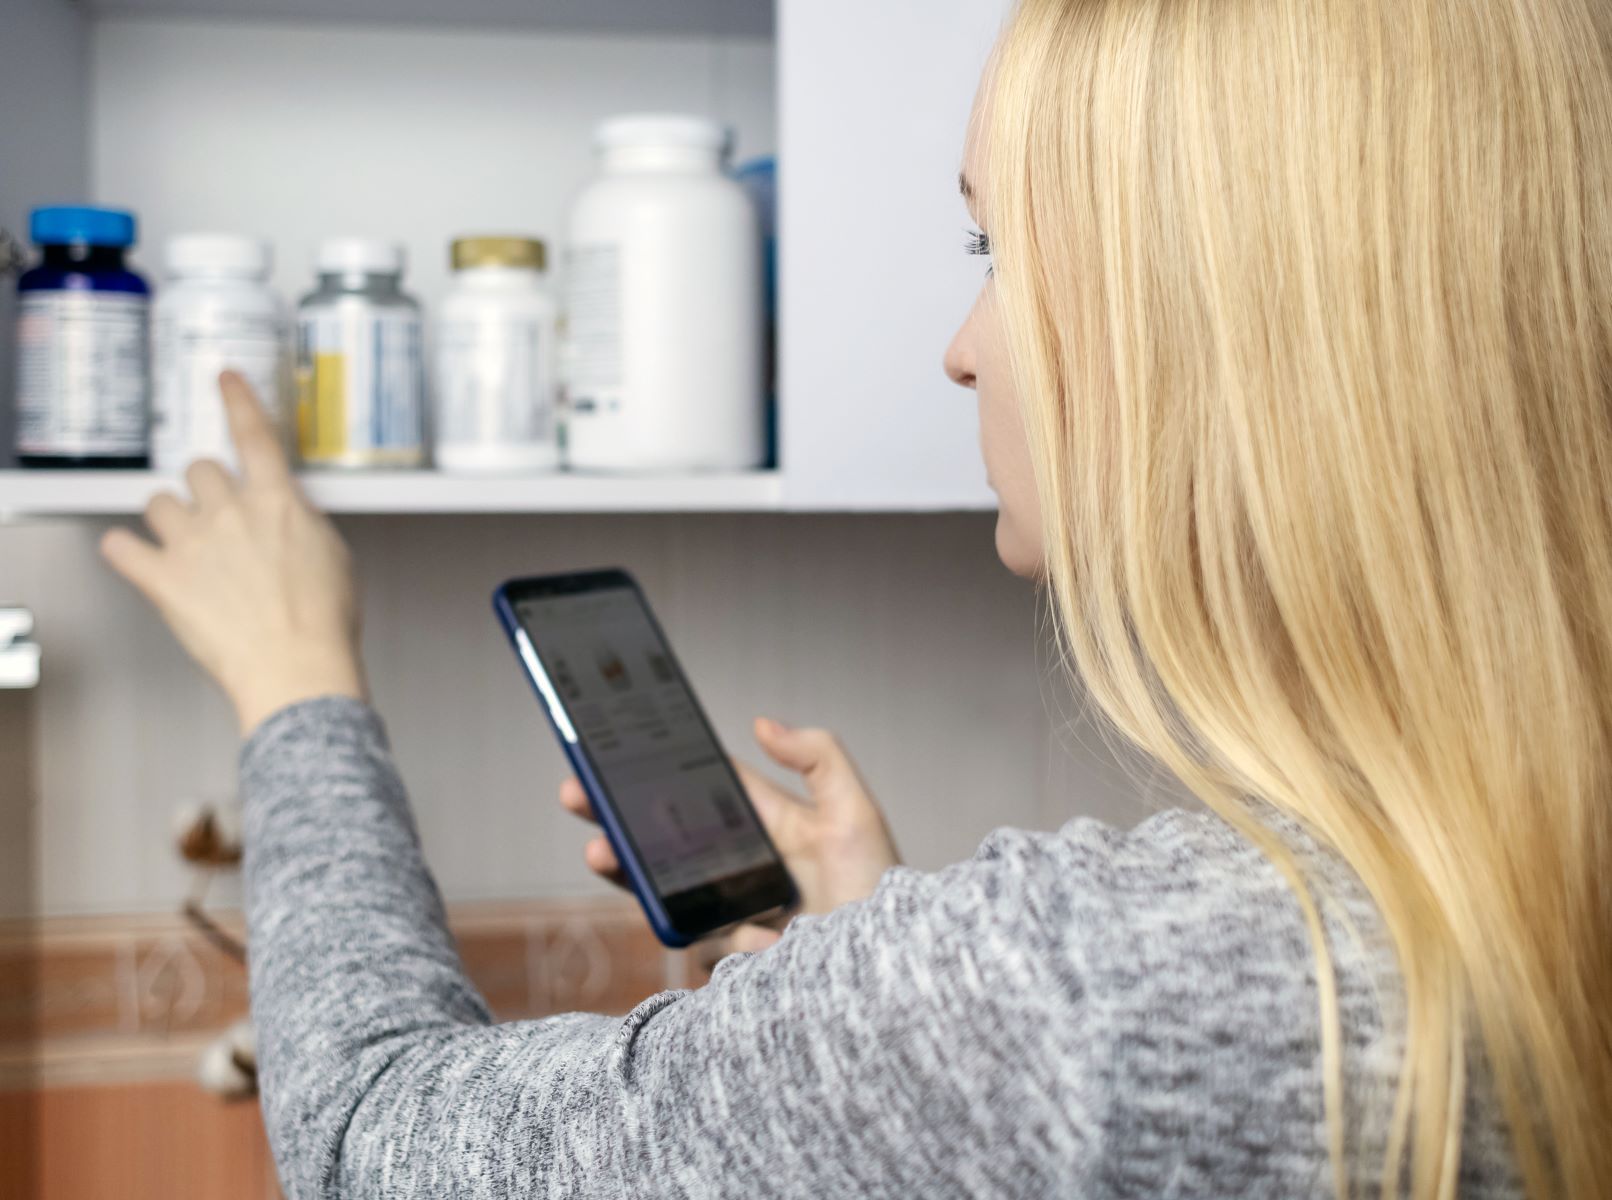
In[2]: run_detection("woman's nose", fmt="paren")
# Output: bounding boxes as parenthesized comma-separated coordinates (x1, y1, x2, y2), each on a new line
(944, 324, 977, 390)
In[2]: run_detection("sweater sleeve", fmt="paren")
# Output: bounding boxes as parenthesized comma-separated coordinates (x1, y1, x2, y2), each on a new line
(239, 697, 1107, 1200)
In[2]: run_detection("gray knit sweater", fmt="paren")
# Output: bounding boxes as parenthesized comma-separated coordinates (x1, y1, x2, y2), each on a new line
(239, 697, 1520, 1198)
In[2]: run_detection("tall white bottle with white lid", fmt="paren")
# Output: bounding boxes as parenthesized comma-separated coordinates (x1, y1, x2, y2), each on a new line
(151, 233, 286, 472)
(562, 114, 764, 472)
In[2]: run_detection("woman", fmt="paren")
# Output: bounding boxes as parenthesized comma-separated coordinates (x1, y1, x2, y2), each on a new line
(102, 0, 1610, 1195)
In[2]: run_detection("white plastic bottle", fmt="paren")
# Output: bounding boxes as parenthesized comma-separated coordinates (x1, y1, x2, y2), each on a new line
(434, 236, 559, 473)
(151, 234, 285, 472)
(563, 114, 764, 472)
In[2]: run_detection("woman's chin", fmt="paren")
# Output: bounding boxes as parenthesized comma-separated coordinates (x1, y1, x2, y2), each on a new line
(993, 513, 1043, 579)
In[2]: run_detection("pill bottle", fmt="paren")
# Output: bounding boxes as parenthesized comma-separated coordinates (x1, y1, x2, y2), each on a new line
(563, 114, 764, 472)
(151, 234, 287, 473)
(296, 238, 424, 469)
(14, 205, 150, 468)
(434, 236, 559, 474)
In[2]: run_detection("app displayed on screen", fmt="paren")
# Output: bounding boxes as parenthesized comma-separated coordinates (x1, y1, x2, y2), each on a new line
(516, 589, 774, 895)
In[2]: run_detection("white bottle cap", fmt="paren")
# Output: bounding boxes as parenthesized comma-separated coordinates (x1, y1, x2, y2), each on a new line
(165, 233, 272, 279)
(594, 114, 731, 156)
(316, 237, 404, 276)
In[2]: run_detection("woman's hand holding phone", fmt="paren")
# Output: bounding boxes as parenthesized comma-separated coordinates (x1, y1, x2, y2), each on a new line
(100, 371, 367, 736)
(560, 717, 900, 959)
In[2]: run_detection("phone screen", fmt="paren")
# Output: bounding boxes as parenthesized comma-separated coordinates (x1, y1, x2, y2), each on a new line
(510, 583, 782, 904)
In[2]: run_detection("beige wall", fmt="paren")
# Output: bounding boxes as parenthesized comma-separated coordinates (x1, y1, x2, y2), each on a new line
(0, 512, 1158, 919)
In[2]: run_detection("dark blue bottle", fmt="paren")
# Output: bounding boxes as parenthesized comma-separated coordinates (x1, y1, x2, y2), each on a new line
(15, 206, 151, 468)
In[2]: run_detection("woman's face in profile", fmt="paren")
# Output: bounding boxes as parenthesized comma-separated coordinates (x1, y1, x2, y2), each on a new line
(945, 80, 1045, 579)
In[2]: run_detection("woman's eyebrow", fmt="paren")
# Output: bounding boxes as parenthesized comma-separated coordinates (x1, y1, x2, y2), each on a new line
(959, 172, 974, 200)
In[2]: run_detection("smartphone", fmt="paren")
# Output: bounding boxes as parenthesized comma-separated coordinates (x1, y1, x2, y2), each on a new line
(494, 569, 797, 947)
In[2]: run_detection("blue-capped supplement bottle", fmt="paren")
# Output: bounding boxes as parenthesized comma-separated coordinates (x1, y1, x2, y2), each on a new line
(14, 206, 151, 467)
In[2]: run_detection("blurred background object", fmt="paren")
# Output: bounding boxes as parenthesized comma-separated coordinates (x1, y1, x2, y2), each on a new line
(0, 609, 40, 689)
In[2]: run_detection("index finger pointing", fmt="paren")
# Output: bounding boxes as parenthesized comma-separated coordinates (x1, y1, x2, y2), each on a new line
(219, 370, 291, 486)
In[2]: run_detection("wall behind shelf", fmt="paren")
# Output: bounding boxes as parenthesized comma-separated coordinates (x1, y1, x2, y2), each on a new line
(0, 0, 86, 922)
(0, 513, 1160, 919)
(0, 0, 89, 472)
(88, 14, 776, 330)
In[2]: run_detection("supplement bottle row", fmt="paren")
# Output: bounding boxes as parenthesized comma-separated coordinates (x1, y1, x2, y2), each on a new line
(14, 219, 558, 475)
(298, 235, 572, 472)
(12, 111, 769, 475)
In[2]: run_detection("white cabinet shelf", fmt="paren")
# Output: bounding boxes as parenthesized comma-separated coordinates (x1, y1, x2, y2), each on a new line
(0, 469, 785, 517)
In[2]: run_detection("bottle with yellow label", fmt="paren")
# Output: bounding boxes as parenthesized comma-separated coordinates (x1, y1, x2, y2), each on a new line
(295, 238, 424, 468)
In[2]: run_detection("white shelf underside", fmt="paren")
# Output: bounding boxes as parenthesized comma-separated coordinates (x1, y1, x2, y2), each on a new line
(0, 469, 787, 516)
(85, 0, 774, 38)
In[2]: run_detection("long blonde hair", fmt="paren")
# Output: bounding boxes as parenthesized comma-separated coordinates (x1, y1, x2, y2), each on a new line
(982, 0, 1612, 1195)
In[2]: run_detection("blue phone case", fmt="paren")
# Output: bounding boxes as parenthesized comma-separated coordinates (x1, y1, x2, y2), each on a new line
(493, 582, 701, 949)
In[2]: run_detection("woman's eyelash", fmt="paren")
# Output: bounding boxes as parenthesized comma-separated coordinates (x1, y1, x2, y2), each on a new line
(965, 229, 994, 277)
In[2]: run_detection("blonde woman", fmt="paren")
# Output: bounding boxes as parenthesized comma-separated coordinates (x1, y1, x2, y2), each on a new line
(103, 0, 1608, 1195)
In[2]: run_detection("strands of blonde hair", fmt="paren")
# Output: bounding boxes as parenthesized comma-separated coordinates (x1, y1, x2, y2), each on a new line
(981, 0, 1612, 1196)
